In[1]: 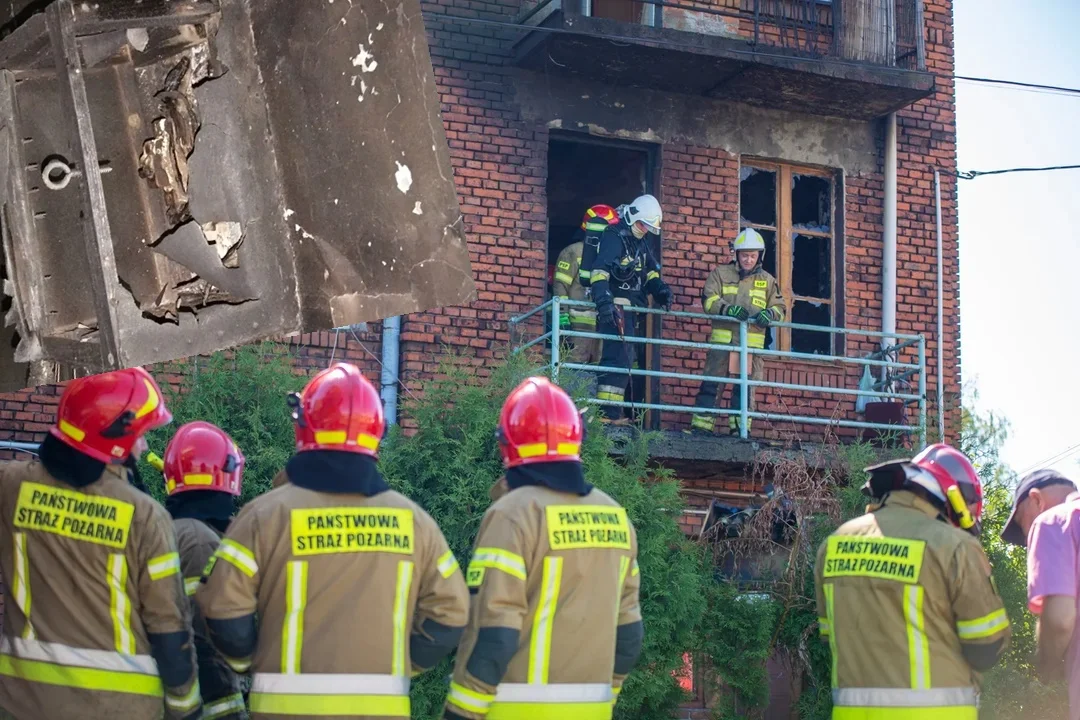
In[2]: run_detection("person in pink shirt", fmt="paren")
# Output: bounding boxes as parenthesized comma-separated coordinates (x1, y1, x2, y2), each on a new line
(1001, 468, 1080, 718)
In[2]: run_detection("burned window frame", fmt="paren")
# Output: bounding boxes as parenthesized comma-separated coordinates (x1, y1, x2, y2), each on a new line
(738, 157, 844, 356)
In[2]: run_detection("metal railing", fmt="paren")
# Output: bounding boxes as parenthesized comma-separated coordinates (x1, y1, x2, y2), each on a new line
(518, 0, 926, 71)
(510, 298, 927, 444)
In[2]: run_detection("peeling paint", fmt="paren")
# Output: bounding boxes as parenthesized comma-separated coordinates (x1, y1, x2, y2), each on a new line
(412, 201, 423, 215)
(376, 22, 384, 30)
(283, 208, 295, 220)
(351, 45, 378, 72)
(394, 162, 413, 194)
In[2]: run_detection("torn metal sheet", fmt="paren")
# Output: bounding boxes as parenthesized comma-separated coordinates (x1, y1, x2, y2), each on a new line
(0, 0, 474, 373)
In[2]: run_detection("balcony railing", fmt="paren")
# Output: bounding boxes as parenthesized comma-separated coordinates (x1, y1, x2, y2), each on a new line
(518, 0, 927, 71)
(510, 298, 928, 445)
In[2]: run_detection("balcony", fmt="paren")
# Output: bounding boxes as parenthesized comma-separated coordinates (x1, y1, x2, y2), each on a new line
(511, 0, 936, 120)
(509, 298, 927, 467)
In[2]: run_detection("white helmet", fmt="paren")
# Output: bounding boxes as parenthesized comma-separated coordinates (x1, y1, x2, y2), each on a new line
(621, 195, 662, 235)
(733, 227, 766, 256)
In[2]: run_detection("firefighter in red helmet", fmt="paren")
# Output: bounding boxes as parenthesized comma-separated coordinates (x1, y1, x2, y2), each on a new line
(813, 443, 1011, 720)
(444, 376, 644, 720)
(552, 204, 620, 367)
(0, 368, 203, 720)
(160, 421, 249, 720)
(197, 363, 469, 719)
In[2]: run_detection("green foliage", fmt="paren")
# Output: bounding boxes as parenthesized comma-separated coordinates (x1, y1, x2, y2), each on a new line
(136, 342, 305, 505)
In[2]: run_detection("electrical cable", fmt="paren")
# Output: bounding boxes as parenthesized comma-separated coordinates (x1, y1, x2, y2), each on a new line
(958, 165, 1080, 180)
(1016, 442, 1080, 477)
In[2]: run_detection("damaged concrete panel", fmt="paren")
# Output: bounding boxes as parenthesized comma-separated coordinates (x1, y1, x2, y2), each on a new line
(0, 0, 474, 376)
(514, 70, 879, 176)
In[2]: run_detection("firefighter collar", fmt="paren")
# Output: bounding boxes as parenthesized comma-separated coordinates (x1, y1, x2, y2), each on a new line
(285, 450, 390, 497)
(505, 461, 592, 496)
(881, 489, 946, 521)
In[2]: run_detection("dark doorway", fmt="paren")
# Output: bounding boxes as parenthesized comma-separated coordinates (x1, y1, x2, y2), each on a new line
(545, 133, 659, 425)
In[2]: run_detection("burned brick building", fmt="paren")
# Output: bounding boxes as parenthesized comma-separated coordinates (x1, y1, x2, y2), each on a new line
(0, 0, 960, 715)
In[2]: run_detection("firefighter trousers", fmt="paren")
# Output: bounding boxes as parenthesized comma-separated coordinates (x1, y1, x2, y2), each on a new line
(690, 346, 763, 433)
(595, 308, 635, 420)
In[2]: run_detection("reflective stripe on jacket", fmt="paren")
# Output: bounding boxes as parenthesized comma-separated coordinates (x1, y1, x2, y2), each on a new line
(0, 460, 200, 720)
(701, 263, 786, 349)
(814, 490, 1011, 720)
(553, 242, 597, 328)
(445, 485, 644, 720)
(197, 474, 470, 720)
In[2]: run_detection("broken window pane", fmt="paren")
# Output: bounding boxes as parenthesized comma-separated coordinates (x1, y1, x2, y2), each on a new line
(791, 233, 831, 299)
(751, 227, 777, 279)
(740, 167, 776, 227)
(792, 174, 831, 232)
(791, 300, 833, 355)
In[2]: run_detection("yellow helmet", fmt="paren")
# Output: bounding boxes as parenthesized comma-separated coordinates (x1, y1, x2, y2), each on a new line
(733, 227, 766, 254)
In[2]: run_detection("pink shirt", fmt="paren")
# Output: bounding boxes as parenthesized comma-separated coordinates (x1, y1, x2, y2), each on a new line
(1028, 491, 1080, 720)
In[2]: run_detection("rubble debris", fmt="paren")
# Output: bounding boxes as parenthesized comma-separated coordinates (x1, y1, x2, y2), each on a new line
(138, 56, 201, 225)
(201, 220, 244, 268)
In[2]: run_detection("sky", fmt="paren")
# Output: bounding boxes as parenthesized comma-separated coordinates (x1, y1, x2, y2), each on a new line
(955, 0, 1080, 480)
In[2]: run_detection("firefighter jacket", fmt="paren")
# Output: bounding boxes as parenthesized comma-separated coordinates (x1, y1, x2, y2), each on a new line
(0, 458, 201, 720)
(196, 458, 470, 720)
(174, 517, 247, 720)
(553, 241, 596, 330)
(445, 483, 644, 720)
(814, 490, 1011, 720)
(589, 222, 665, 308)
(702, 263, 786, 350)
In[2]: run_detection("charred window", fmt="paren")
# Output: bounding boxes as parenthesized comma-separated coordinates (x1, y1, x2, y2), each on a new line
(739, 161, 839, 355)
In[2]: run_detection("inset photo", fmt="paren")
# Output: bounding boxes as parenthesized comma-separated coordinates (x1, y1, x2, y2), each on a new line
(0, 0, 474, 391)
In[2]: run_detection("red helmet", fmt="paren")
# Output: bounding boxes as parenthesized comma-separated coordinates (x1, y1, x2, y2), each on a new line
(866, 443, 984, 533)
(290, 363, 385, 457)
(162, 421, 244, 497)
(497, 376, 583, 469)
(580, 204, 619, 232)
(50, 368, 172, 464)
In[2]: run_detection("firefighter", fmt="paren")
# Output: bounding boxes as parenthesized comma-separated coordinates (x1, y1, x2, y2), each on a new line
(160, 421, 249, 720)
(589, 194, 674, 422)
(552, 204, 620, 367)
(196, 362, 469, 720)
(0, 368, 201, 720)
(814, 443, 1011, 720)
(443, 376, 644, 720)
(686, 227, 786, 436)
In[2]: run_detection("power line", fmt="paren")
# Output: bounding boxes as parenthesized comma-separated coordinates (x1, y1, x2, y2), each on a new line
(958, 164, 1080, 180)
(955, 75, 1080, 97)
(1017, 442, 1080, 477)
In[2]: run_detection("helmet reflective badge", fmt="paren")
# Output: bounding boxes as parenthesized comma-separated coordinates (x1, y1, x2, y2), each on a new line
(621, 195, 662, 235)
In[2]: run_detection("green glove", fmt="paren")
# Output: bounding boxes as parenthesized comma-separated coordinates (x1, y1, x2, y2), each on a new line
(724, 304, 749, 321)
(559, 312, 571, 330)
(753, 309, 773, 327)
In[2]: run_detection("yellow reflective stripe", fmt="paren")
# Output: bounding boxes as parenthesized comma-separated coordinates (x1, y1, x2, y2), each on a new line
(281, 561, 308, 674)
(823, 583, 837, 688)
(527, 556, 563, 684)
(690, 414, 714, 430)
(645, 270, 660, 282)
(703, 295, 721, 312)
(204, 692, 246, 719)
(710, 328, 733, 344)
(148, 552, 181, 581)
(578, 269, 592, 280)
(58, 419, 86, 442)
(747, 333, 766, 349)
(392, 560, 414, 676)
(134, 378, 162, 419)
(721, 284, 739, 295)
(818, 617, 830, 636)
(13, 532, 33, 640)
(956, 608, 1009, 640)
(166, 679, 202, 712)
(596, 392, 622, 402)
(517, 443, 549, 459)
(107, 554, 134, 655)
(618, 557, 631, 589)
(554, 272, 574, 285)
(905, 585, 930, 689)
(571, 317, 597, 327)
(556, 443, 579, 456)
(437, 550, 460, 579)
(487, 703, 611, 719)
(749, 288, 767, 298)
(584, 221, 609, 231)
(591, 270, 610, 282)
(833, 708, 976, 720)
(184, 577, 201, 596)
(471, 548, 527, 581)
(216, 539, 258, 577)
(225, 655, 251, 673)
(448, 682, 495, 714)
(0, 654, 163, 696)
(249, 692, 409, 716)
(631, 560, 639, 577)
